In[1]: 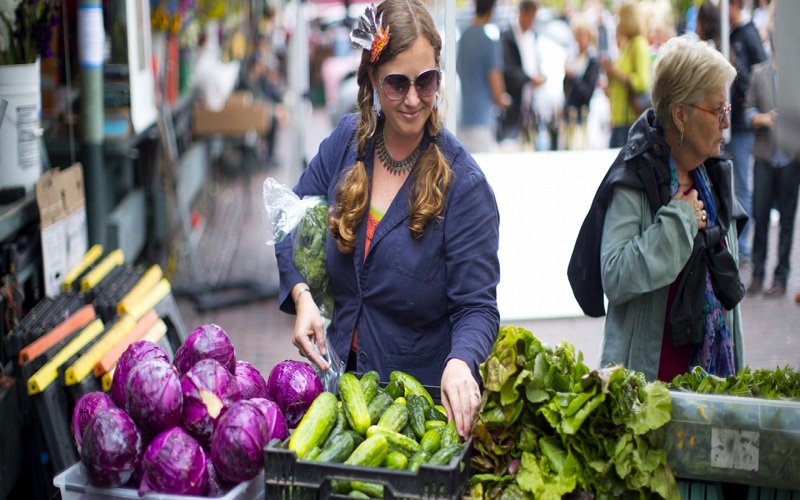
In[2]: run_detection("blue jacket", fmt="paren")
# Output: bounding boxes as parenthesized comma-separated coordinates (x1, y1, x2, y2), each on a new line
(276, 114, 501, 387)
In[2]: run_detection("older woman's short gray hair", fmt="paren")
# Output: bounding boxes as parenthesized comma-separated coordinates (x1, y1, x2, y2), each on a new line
(652, 35, 736, 130)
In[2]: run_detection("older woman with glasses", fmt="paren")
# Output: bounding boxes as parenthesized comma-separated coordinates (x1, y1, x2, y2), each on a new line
(568, 35, 748, 382)
(275, 0, 500, 437)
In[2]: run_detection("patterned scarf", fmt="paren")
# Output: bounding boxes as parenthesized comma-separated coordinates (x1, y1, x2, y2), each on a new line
(669, 158, 736, 377)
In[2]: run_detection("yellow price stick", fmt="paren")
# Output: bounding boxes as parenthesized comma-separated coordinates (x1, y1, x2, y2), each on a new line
(117, 264, 164, 316)
(81, 249, 124, 291)
(27, 319, 105, 395)
(65, 316, 136, 386)
(62, 244, 103, 291)
(126, 278, 171, 321)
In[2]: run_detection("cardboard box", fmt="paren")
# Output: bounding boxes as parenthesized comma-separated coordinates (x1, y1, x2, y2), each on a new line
(35, 164, 88, 296)
(662, 391, 800, 490)
(193, 91, 272, 136)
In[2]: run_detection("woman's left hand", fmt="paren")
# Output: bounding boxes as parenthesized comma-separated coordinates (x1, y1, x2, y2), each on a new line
(440, 359, 482, 440)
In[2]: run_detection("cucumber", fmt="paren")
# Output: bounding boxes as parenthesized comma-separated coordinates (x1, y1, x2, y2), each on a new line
(315, 431, 355, 463)
(350, 481, 384, 498)
(347, 491, 370, 498)
(389, 370, 434, 406)
(419, 429, 441, 455)
(366, 425, 421, 458)
(385, 379, 405, 399)
(428, 443, 464, 466)
(360, 373, 379, 404)
(384, 451, 408, 470)
(345, 429, 365, 448)
(345, 434, 388, 467)
(288, 391, 338, 459)
(376, 402, 408, 433)
(440, 420, 461, 448)
(334, 406, 348, 432)
(426, 404, 448, 422)
(304, 446, 322, 461)
(406, 394, 427, 439)
(424, 420, 446, 432)
(400, 422, 416, 441)
(408, 450, 431, 472)
(367, 392, 394, 424)
(339, 372, 371, 435)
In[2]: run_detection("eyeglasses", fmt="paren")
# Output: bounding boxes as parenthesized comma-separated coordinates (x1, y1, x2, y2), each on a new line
(379, 69, 441, 101)
(691, 103, 731, 125)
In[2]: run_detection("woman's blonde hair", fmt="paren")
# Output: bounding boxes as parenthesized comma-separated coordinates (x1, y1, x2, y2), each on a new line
(570, 12, 598, 47)
(616, 1, 643, 39)
(329, 0, 451, 255)
(651, 34, 736, 130)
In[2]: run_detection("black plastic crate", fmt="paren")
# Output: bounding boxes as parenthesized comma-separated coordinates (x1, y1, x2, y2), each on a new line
(263, 437, 472, 499)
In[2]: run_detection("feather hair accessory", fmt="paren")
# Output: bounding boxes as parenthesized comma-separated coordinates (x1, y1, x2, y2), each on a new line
(350, 4, 391, 62)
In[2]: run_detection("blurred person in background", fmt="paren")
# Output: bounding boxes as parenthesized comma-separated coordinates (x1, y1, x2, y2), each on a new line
(243, 34, 286, 166)
(745, 28, 799, 298)
(727, 0, 767, 265)
(695, 1, 721, 50)
(568, 35, 747, 382)
(278, 0, 500, 438)
(456, 0, 508, 152)
(498, 0, 546, 144)
(563, 12, 599, 127)
(600, 1, 651, 148)
(642, 0, 676, 56)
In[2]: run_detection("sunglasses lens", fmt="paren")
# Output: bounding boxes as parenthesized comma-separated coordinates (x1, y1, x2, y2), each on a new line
(383, 74, 410, 100)
(416, 70, 440, 97)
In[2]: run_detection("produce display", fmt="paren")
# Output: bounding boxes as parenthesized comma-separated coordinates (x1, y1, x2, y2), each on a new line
(269, 369, 468, 498)
(670, 365, 800, 399)
(72, 324, 291, 496)
(469, 325, 677, 499)
(663, 365, 800, 490)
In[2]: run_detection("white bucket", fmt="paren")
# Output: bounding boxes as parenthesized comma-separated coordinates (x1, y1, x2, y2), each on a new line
(0, 58, 42, 194)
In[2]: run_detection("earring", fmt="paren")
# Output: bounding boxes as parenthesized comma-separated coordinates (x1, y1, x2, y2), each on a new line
(679, 132, 684, 148)
(433, 93, 439, 110)
(373, 88, 381, 116)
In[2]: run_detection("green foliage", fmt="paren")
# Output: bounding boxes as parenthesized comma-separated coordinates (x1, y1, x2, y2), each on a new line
(470, 325, 678, 499)
(292, 201, 334, 318)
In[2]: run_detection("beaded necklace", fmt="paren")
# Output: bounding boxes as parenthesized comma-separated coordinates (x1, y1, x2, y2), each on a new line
(375, 127, 421, 175)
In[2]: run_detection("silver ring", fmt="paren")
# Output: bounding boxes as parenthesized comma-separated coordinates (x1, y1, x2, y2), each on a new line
(701, 211, 707, 222)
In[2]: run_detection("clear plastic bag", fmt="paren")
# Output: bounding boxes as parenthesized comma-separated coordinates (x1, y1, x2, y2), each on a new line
(263, 177, 343, 388)
(262, 177, 334, 318)
(311, 319, 346, 394)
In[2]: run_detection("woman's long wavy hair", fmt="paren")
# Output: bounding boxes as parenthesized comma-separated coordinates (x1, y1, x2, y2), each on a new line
(329, 0, 451, 254)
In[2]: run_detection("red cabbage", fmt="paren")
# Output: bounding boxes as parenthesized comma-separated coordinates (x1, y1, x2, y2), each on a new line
(173, 324, 236, 376)
(72, 391, 116, 454)
(138, 427, 208, 496)
(125, 358, 183, 435)
(210, 400, 269, 483)
(110, 340, 169, 408)
(180, 358, 241, 448)
(266, 360, 324, 428)
(248, 397, 288, 441)
(81, 407, 142, 487)
(234, 360, 269, 400)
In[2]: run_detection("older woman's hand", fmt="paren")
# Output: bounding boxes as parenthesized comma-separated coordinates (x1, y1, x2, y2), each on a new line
(441, 358, 482, 440)
(292, 289, 330, 371)
(673, 189, 708, 229)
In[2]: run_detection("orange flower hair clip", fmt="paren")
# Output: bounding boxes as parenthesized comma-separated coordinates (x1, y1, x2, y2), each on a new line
(350, 4, 391, 62)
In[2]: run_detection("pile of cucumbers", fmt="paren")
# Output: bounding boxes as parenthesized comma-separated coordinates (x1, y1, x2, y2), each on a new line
(286, 370, 467, 497)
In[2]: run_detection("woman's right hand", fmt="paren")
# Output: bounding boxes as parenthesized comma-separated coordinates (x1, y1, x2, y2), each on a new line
(673, 189, 708, 229)
(292, 286, 330, 371)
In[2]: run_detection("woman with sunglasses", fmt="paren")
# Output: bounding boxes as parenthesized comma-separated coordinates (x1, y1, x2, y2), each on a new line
(275, 0, 500, 438)
(568, 35, 748, 382)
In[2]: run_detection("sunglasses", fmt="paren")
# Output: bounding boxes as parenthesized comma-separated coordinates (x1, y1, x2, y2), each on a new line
(379, 69, 441, 101)
(691, 103, 731, 125)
